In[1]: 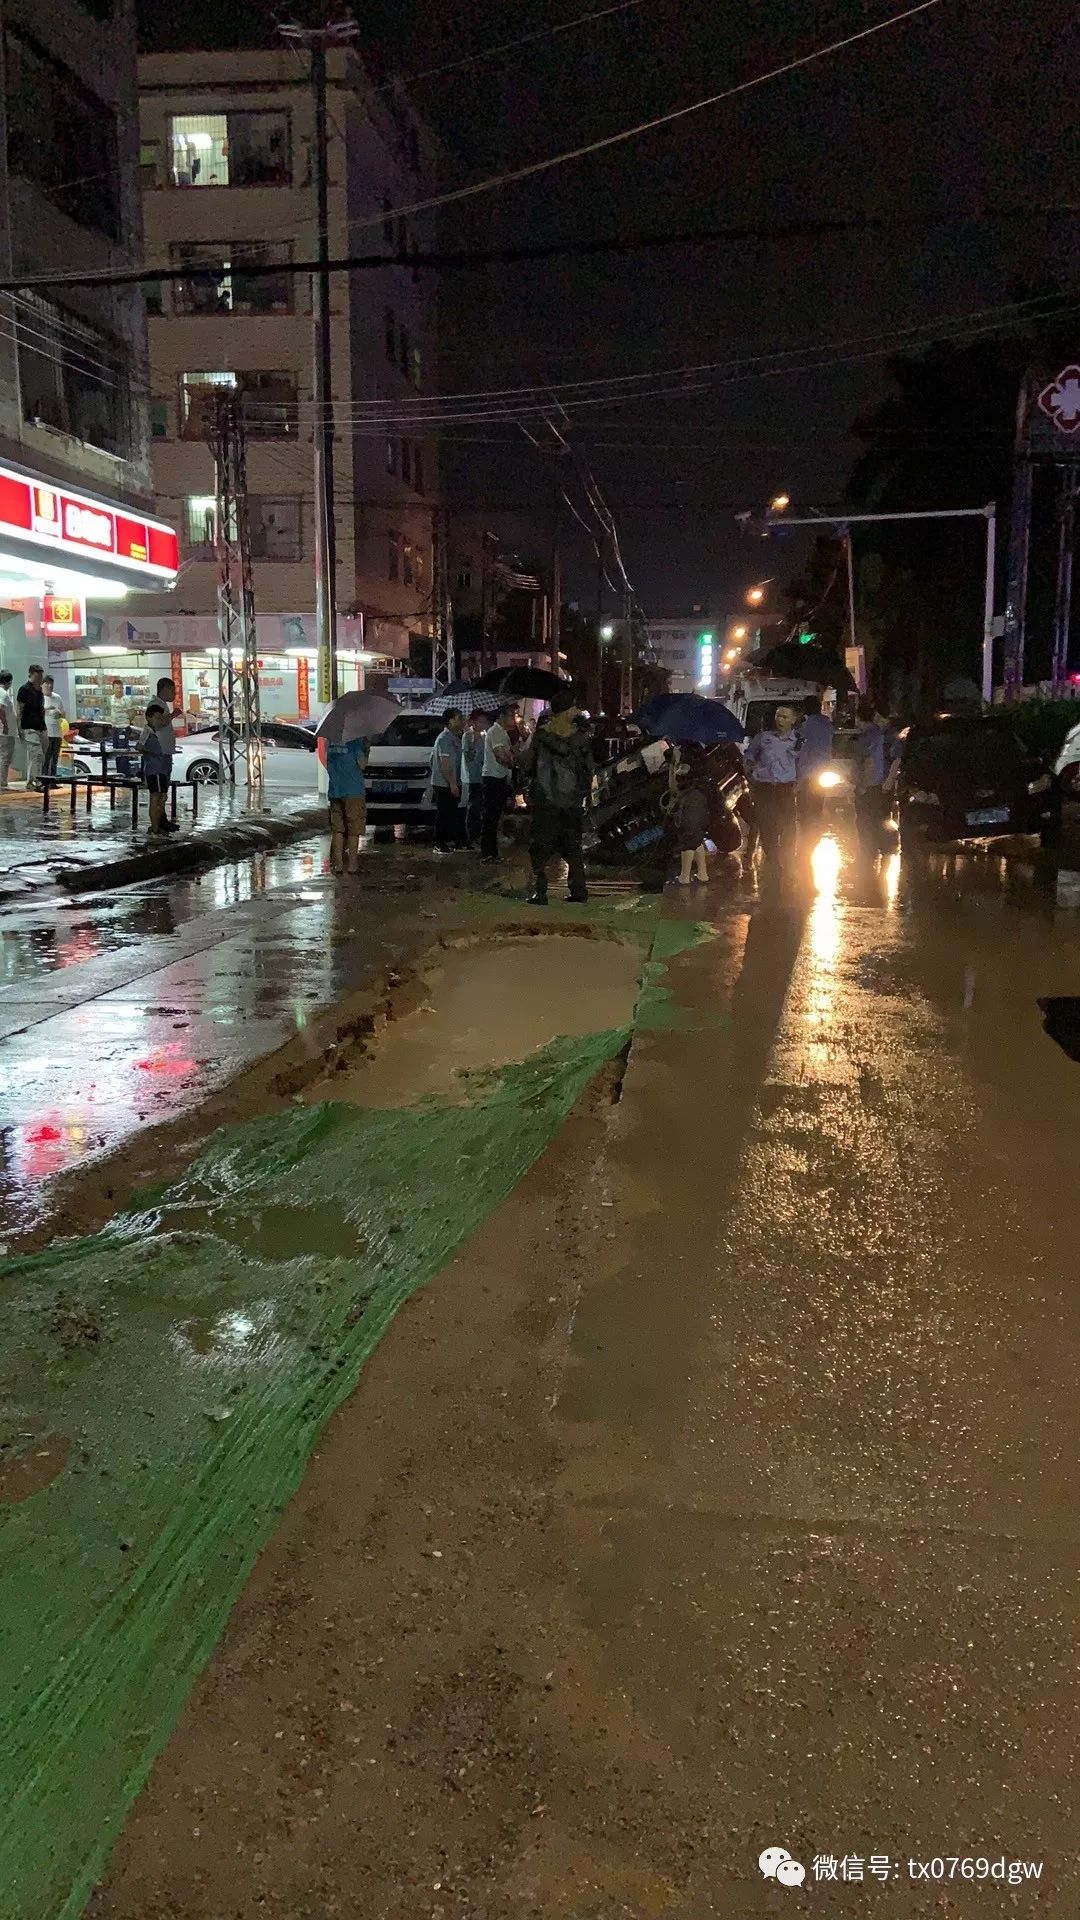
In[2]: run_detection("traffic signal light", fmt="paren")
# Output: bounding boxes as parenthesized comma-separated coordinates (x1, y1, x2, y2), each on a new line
(797, 628, 816, 646)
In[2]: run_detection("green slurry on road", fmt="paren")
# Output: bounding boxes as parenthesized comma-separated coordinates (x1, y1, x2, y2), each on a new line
(0, 908, 710, 1920)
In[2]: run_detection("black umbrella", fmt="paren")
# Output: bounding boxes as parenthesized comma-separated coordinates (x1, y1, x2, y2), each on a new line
(753, 642, 857, 692)
(474, 665, 570, 699)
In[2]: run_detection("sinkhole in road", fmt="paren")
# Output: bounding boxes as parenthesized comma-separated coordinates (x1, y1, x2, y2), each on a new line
(303, 933, 646, 1111)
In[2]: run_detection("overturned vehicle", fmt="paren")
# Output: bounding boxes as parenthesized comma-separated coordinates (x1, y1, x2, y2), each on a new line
(583, 736, 748, 879)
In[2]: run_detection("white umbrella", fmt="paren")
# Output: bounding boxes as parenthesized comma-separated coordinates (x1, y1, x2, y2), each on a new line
(419, 689, 502, 716)
(316, 690, 401, 744)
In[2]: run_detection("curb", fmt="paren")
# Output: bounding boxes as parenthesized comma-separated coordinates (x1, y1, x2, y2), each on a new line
(54, 802, 328, 893)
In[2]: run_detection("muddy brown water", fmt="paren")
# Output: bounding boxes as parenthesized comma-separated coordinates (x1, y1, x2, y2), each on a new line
(302, 936, 645, 1109)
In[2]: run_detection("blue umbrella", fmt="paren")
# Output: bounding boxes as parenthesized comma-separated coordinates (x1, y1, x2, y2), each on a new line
(632, 693, 745, 744)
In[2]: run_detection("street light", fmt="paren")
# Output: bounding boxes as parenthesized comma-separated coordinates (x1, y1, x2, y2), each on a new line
(600, 623, 614, 640)
(746, 585, 766, 607)
(730, 623, 748, 640)
(770, 493, 790, 512)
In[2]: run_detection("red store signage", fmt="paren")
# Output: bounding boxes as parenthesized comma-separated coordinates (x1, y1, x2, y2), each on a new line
(0, 465, 179, 579)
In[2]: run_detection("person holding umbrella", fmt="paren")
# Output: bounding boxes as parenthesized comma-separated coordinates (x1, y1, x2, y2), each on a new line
(316, 689, 401, 876)
(460, 709, 488, 848)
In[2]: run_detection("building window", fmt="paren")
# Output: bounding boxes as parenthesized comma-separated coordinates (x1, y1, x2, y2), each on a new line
(167, 110, 290, 189)
(178, 369, 297, 439)
(384, 308, 396, 363)
(456, 566, 472, 592)
(386, 436, 396, 475)
(399, 323, 411, 382)
(414, 544, 426, 589)
(16, 293, 131, 457)
(410, 345, 422, 389)
(250, 496, 302, 562)
(140, 141, 161, 189)
(400, 439, 411, 485)
(388, 530, 401, 582)
(184, 494, 217, 556)
(402, 540, 415, 588)
(171, 242, 293, 316)
(5, 30, 120, 239)
(145, 279, 164, 317)
(382, 196, 393, 243)
(150, 398, 169, 439)
(413, 444, 424, 494)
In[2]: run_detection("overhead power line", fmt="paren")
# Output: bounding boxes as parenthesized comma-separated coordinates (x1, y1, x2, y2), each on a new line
(399, 0, 646, 85)
(4, 201, 1073, 300)
(341, 0, 946, 241)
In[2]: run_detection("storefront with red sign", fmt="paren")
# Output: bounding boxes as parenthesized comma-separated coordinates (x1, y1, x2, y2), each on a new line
(0, 457, 179, 751)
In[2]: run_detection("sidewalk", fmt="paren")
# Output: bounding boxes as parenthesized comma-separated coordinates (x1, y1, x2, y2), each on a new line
(0, 780, 326, 901)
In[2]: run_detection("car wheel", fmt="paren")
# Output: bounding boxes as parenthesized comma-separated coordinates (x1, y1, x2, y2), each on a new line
(1059, 763, 1080, 800)
(73, 759, 93, 776)
(187, 759, 221, 785)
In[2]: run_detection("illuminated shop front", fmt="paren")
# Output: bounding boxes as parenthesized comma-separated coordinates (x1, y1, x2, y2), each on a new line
(0, 457, 180, 696)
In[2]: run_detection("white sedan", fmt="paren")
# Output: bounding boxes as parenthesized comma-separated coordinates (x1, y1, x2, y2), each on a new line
(68, 721, 320, 793)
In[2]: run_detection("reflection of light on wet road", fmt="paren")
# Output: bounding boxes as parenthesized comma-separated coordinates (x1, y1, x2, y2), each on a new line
(806, 834, 842, 1037)
(882, 850, 901, 908)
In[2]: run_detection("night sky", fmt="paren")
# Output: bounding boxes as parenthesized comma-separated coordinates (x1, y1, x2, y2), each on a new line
(139, 0, 1078, 615)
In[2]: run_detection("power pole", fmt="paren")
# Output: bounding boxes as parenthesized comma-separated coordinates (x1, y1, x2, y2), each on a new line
(431, 505, 455, 684)
(550, 538, 562, 675)
(210, 392, 263, 797)
(1052, 461, 1079, 690)
(280, 18, 356, 708)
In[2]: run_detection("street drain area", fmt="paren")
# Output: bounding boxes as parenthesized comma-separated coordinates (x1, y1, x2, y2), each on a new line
(303, 933, 645, 1109)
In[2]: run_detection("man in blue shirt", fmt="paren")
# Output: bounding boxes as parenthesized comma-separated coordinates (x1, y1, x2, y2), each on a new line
(326, 735, 368, 874)
(853, 706, 897, 844)
(796, 696, 834, 821)
(743, 704, 799, 868)
(430, 708, 465, 853)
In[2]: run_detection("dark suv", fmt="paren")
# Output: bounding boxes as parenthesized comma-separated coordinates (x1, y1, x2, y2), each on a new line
(896, 715, 1059, 848)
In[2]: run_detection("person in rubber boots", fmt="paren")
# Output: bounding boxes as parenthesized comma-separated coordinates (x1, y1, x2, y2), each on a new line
(520, 685, 595, 905)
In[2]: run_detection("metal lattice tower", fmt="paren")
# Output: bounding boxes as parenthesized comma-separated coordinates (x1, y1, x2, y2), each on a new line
(431, 505, 455, 685)
(210, 393, 263, 798)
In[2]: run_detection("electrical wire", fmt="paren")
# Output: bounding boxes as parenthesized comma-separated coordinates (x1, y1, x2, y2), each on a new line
(398, 0, 647, 86)
(338, 0, 945, 241)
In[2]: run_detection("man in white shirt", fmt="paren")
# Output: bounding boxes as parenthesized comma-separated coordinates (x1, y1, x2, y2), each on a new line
(42, 676, 66, 779)
(480, 701, 519, 862)
(0, 671, 15, 789)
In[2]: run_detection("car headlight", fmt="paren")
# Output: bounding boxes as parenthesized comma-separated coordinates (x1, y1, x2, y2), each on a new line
(816, 767, 844, 790)
(1027, 772, 1052, 795)
(907, 789, 941, 806)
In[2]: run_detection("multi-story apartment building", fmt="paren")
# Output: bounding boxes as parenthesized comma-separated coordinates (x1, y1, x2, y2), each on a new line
(116, 47, 439, 724)
(0, 0, 178, 718)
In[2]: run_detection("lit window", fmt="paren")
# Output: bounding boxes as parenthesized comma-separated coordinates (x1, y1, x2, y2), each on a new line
(171, 242, 293, 317)
(178, 370, 297, 439)
(402, 540, 414, 588)
(167, 110, 290, 189)
(184, 495, 217, 554)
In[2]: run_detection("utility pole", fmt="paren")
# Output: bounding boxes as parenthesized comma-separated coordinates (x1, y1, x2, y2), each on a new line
(621, 588, 633, 714)
(280, 17, 356, 708)
(1051, 463, 1078, 690)
(550, 538, 562, 675)
(431, 505, 455, 684)
(210, 392, 262, 798)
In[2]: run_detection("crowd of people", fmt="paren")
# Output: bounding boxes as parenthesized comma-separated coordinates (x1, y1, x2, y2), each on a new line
(326, 688, 596, 900)
(741, 696, 899, 873)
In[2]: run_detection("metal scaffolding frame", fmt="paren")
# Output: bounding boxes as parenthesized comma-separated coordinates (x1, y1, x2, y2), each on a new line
(431, 505, 455, 685)
(209, 392, 263, 798)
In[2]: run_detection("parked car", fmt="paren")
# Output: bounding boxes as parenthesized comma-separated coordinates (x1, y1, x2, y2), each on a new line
(1053, 718, 1080, 797)
(66, 720, 319, 792)
(364, 712, 443, 827)
(895, 714, 1059, 847)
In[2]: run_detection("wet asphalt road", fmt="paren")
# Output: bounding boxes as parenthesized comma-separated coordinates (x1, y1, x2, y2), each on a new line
(87, 814, 1080, 1916)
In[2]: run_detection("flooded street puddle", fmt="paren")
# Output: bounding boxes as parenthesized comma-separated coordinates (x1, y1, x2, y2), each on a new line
(307, 934, 645, 1109)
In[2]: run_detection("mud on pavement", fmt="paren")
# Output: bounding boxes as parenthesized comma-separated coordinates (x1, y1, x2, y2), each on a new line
(0, 891, 705, 1920)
